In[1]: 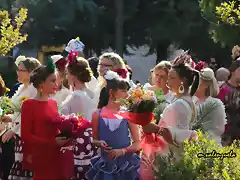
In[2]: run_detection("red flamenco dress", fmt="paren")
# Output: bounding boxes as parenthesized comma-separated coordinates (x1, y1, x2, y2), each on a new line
(21, 99, 74, 180)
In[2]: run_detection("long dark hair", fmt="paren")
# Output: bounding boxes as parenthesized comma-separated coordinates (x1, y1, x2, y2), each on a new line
(98, 78, 130, 108)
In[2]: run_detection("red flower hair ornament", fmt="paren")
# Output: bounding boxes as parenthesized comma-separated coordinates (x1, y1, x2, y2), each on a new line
(67, 50, 78, 65)
(195, 61, 205, 71)
(113, 68, 128, 79)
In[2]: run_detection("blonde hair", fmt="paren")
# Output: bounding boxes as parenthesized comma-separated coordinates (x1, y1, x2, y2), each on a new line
(199, 68, 219, 97)
(152, 61, 171, 74)
(99, 52, 125, 69)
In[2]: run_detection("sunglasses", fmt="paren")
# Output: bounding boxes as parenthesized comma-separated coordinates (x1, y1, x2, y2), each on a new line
(98, 63, 113, 67)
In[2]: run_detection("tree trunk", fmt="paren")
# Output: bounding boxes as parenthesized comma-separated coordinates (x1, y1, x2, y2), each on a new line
(115, 0, 124, 57)
(156, 40, 170, 64)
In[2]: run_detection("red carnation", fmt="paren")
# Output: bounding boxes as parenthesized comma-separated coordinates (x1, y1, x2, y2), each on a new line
(114, 68, 128, 79)
(195, 61, 205, 71)
(55, 59, 67, 72)
(67, 50, 78, 65)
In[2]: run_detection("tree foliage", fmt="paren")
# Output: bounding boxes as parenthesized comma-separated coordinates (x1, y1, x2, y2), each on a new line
(0, 8, 28, 55)
(200, 0, 240, 48)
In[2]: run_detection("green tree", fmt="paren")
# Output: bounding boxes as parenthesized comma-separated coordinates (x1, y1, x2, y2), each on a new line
(200, 0, 240, 48)
(0, 8, 28, 55)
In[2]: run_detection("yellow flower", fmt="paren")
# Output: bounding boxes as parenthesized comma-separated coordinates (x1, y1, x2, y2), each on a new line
(151, 119, 157, 124)
(19, 96, 29, 102)
(5, 88, 10, 92)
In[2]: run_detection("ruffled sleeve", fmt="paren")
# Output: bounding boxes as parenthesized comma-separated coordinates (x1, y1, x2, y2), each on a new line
(159, 99, 194, 144)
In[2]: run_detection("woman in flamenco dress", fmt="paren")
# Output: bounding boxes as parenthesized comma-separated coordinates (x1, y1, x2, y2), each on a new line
(21, 60, 73, 180)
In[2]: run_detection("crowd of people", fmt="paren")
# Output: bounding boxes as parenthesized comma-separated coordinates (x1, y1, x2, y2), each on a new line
(0, 39, 239, 180)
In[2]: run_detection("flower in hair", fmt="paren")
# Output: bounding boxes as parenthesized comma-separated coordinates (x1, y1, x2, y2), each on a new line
(67, 50, 78, 65)
(195, 61, 205, 71)
(114, 68, 128, 79)
(104, 71, 120, 80)
(15, 55, 26, 66)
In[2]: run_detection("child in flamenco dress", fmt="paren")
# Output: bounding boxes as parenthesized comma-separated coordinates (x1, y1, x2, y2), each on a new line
(86, 70, 141, 180)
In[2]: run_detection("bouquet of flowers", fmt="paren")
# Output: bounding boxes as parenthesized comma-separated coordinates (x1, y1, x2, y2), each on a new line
(55, 114, 91, 138)
(0, 96, 14, 119)
(12, 96, 29, 113)
(118, 85, 157, 126)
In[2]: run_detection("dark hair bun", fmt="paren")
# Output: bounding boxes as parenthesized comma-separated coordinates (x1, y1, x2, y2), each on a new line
(30, 65, 55, 89)
(67, 57, 93, 83)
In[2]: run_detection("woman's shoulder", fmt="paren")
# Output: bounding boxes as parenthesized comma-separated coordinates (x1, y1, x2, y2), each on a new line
(205, 97, 224, 107)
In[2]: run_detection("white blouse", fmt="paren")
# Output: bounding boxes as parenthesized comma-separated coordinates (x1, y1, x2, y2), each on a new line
(51, 87, 70, 107)
(60, 89, 97, 121)
(10, 84, 37, 136)
(158, 97, 195, 157)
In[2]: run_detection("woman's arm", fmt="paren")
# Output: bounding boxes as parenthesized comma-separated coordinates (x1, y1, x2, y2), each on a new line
(142, 122, 160, 133)
(21, 101, 56, 146)
(124, 122, 141, 152)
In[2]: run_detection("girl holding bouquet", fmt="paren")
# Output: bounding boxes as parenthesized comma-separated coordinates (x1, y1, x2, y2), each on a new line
(60, 53, 96, 179)
(140, 53, 199, 179)
(86, 70, 141, 180)
(0, 56, 41, 180)
(21, 61, 72, 180)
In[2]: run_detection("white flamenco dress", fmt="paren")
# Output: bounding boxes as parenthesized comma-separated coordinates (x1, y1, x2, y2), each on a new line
(60, 88, 97, 179)
(193, 96, 226, 145)
(157, 96, 195, 158)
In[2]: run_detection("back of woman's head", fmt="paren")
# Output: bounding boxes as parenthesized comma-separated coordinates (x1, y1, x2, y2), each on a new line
(98, 71, 130, 108)
(67, 56, 93, 83)
(172, 53, 199, 96)
(199, 68, 219, 97)
(30, 60, 56, 89)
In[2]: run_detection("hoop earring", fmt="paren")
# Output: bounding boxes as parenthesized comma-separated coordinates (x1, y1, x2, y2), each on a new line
(178, 82, 184, 94)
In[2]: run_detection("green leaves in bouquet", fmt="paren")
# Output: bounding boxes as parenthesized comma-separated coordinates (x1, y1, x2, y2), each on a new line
(0, 96, 13, 118)
(153, 89, 167, 123)
(154, 131, 240, 180)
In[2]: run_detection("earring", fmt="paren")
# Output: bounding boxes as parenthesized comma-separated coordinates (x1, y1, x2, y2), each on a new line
(178, 82, 184, 94)
(40, 89, 43, 97)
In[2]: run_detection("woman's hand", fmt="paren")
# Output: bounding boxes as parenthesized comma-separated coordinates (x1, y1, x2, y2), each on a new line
(1, 116, 12, 122)
(189, 131, 198, 141)
(55, 137, 70, 146)
(0, 123, 5, 132)
(107, 149, 126, 160)
(158, 128, 174, 145)
(2, 130, 15, 143)
(93, 140, 112, 150)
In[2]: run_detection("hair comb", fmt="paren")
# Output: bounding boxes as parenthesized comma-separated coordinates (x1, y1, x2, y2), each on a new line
(46, 56, 56, 73)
